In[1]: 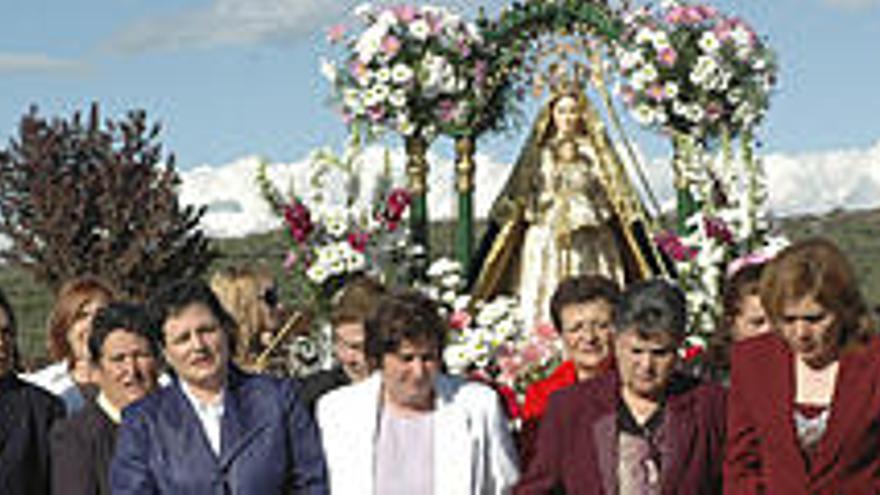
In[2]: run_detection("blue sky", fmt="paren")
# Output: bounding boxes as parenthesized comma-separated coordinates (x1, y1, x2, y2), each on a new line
(2, 0, 879, 171)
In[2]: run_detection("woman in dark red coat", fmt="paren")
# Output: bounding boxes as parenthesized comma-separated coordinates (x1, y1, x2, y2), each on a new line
(724, 238, 880, 494)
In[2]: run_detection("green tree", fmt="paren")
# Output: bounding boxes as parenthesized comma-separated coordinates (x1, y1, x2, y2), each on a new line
(0, 104, 215, 299)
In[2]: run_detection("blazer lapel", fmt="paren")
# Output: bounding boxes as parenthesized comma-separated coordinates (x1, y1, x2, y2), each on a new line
(741, 338, 809, 487)
(588, 373, 619, 495)
(660, 384, 696, 494)
(218, 370, 271, 470)
(810, 341, 874, 477)
(433, 375, 471, 495)
(163, 382, 220, 469)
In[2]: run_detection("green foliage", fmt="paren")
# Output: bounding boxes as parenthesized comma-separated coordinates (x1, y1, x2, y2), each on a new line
(9, 208, 880, 365)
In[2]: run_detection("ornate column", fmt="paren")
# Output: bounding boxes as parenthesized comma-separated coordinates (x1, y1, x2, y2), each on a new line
(405, 133, 430, 279)
(454, 135, 476, 274)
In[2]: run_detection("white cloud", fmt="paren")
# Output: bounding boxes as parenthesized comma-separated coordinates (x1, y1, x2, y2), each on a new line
(106, 0, 352, 53)
(0, 53, 86, 74)
(181, 140, 880, 238)
(104, 0, 493, 54)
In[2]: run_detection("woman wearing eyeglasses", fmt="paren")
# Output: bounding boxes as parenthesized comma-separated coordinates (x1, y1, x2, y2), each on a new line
(210, 265, 285, 371)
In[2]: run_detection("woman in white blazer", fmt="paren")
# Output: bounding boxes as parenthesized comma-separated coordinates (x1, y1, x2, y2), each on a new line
(317, 290, 519, 495)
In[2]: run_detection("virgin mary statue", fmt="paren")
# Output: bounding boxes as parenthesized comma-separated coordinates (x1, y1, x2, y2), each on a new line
(470, 83, 661, 327)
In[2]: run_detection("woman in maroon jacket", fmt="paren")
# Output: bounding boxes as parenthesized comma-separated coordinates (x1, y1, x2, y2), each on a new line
(725, 237, 880, 494)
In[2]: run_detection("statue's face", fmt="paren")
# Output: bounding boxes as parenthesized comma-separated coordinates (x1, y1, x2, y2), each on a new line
(552, 95, 580, 137)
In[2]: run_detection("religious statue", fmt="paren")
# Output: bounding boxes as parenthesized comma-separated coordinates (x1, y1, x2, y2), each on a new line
(471, 82, 661, 327)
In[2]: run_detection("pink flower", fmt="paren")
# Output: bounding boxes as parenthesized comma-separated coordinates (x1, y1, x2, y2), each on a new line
(392, 5, 417, 23)
(655, 231, 697, 262)
(326, 24, 346, 43)
(664, 6, 687, 24)
(473, 60, 488, 86)
(620, 84, 637, 106)
(385, 188, 412, 222)
(703, 216, 734, 244)
(682, 342, 705, 362)
(367, 106, 385, 123)
(647, 83, 666, 102)
(520, 342, 546, 365)
(449, 310, 472, 330)
(657, 47, 678, 67)
(381, 35, 401, 58)
(347, 231, 370, 253)
(283, 250, 298, 270)
(534, 323, 557, 340)
(349, 60, 368, 82)
(283, 200, 313, 244)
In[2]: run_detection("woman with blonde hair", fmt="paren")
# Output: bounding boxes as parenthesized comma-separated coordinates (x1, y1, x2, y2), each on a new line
(24, 275, 115, 413)
(210, 265, 284, 369)
(725, 237, 880, 493)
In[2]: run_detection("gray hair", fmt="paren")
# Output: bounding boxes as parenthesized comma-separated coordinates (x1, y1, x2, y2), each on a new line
(614, 279, 687, 339)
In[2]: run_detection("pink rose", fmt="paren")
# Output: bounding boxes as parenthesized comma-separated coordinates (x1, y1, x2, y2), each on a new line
(449, 310, 472, 330)
(326, 24, 346, 43)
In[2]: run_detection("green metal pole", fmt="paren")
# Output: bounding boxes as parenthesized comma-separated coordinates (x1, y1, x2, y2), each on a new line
(673, 133, 698, 234)
(406, 134, 430, 280)
(454, 135, 475, 275)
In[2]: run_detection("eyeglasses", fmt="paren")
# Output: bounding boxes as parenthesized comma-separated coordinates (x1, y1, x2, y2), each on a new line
(261, 287, 280, 308)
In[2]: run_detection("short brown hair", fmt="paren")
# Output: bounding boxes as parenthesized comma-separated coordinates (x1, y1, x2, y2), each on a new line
(550, 274, 621, 332)
(330, 276, 386, 328)
(760, 238, 874, 347)
(365, 289, 446, 366)
(47, 276, 115, 363)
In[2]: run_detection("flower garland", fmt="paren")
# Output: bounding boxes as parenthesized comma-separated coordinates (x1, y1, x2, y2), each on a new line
(257, 142, 414, 301)
(615, 0, 778, 142)
(421, 258, 563, 407)
(323, 3, 495, 140)
(655, 146, 788, 338)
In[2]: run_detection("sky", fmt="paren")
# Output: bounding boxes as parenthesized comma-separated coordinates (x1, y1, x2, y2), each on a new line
(3, 0, 880, 236)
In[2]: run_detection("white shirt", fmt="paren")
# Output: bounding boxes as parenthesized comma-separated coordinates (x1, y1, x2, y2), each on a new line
(180, 380, 225, 456)
(21, 361, 85, 413)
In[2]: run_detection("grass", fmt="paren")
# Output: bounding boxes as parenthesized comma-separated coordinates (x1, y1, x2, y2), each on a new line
(7, 208, 880, 364)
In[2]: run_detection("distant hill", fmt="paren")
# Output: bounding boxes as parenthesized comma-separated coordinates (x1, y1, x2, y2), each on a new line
(7, 207, 880, 364)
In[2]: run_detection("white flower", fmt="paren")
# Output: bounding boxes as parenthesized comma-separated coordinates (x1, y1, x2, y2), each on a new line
(619, 50, 643, 72)
(347, 250, 367, 272)
(639, 63, 658, 83)
(731, 26, 753, 48)
(377, 9, 397, 29)
(698, 32, 721, 53)
(409, 19, 431, 40)
(307, 262, 329, 284)
(632, 104, 656, 126)
(389, 89, 407, 108)
(397, 115, 415, 135)
(651, 31, 671, 51)
(319, 58, 337, 83)
(354, 2, 373, 20)
(444, 345, 473, 373)
(441, 273, 462, 291)
(664, 81, 679, 99)
(375, 67, 391, 83)
(685, 104, 705, 123)
(391, 63, 414, 84)
(427, 257, 462, 277)
(372, 83, 390, 102)
(635, 27, 655, 45)
(355, 22, 388, 63)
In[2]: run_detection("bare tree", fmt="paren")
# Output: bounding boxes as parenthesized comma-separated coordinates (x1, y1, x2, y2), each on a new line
(0, 104, 215, 299)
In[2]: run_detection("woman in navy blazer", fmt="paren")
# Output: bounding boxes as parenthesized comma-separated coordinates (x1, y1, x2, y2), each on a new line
(110, 279, 327, 494)
(724, 238, 880, 494)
